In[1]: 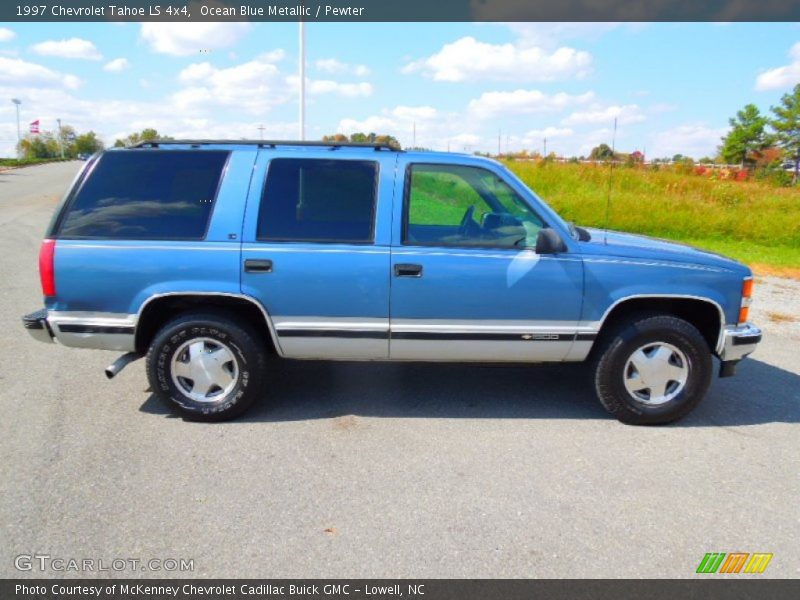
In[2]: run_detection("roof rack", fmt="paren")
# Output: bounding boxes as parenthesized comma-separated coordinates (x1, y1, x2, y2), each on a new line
(130, 139, 401, 151)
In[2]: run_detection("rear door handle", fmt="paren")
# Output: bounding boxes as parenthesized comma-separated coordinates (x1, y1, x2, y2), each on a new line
(394, 263, 423, 277)
(244, 259, 273, 273)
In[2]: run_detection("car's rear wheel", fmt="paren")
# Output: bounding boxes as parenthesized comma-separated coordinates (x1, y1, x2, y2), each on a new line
(593, 314, 712, 425)
(146, 312, 267, 421)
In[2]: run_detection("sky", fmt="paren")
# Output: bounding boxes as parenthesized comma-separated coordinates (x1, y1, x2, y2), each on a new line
(2, 21, 800, 158)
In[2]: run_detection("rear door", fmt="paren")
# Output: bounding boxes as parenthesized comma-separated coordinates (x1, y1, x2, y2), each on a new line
(241, 148, 395, 359)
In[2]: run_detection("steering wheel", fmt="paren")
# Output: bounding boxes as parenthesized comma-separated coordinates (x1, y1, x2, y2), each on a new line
(458, 205, 476, 237)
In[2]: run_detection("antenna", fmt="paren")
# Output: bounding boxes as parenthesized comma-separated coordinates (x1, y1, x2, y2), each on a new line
(603, 117, 618, 245)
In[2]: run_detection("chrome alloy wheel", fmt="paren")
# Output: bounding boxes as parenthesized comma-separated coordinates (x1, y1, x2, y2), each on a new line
(623, 342, 689, 406)
(170, 337, 239, 403)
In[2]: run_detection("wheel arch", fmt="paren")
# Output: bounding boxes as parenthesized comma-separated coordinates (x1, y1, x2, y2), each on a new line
(134, 292, 282, 356)
(595, 294, 726, 355)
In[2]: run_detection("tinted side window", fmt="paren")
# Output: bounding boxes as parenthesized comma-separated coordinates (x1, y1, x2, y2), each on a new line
(257, 158, 378, 243)
(58, 150, 229, 240)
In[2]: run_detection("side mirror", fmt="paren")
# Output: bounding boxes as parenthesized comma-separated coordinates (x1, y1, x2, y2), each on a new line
(535, 228, 567, 254)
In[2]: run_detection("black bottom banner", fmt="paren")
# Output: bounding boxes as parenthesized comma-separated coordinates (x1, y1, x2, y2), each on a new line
(2, 579, 799, 600)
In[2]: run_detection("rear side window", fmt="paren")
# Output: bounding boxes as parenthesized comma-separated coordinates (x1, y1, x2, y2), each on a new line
(257, 158, 378, 243)
(57, 150, 229, 240)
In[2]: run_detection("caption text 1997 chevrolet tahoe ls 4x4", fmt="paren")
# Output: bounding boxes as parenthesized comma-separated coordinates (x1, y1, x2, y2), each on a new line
(23, 140, 762, 424)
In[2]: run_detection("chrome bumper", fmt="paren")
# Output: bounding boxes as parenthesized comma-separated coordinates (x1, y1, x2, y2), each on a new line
(720, 323, 762, 362)
(22, 309, 55, 344)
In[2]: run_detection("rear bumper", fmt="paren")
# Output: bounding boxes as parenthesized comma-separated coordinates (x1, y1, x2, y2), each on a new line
(22, 309, 136, 351)
(719, 323, 762, 362)
(22, 309, 55, 344)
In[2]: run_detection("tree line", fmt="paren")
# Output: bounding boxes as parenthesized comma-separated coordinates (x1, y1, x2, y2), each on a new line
(720, 84, 800, 179)
(17, 125, 103, 160)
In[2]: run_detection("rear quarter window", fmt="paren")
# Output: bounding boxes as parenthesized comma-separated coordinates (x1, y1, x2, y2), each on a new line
(56, 150, 229, 240)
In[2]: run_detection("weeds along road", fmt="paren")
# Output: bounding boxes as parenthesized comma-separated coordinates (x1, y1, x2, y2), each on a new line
(1, 162, 798, 578)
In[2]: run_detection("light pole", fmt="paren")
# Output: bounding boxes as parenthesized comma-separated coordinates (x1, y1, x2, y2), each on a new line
(56, 118, 65, 159)
(299, 21, 305, 141)
(11, 98, 21, 158)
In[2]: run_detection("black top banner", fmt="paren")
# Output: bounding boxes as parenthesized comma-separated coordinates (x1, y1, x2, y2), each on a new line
(4, 0, 800, 22)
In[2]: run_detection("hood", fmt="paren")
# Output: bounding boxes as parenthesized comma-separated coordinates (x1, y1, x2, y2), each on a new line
(579, 227, 749, 273)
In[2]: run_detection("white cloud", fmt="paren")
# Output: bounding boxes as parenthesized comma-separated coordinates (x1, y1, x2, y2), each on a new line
(315, 58, 370, 77)
(337, 105, 479, 150)
(103, 58, 130, 72)
(140, 23, 252, 56)
(648, 123, 727, 159)
(504, 23, 624, 47)
(174, 53, 286, 114)
(525, 127, 574, 139)
(308, 79, 373, 97)
(31, 38, 102, 60)
(0, 56, 81, 89)
(284, 75, 373, 98)
(562, 104, 645, 126)
(0, 27, 16, 42)
(467, 89, 595, 119)
(403, 36, 592, 82)
(756, 42, 800, 91)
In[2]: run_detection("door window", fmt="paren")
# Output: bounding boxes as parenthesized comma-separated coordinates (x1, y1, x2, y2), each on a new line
(257, 158, 378, 243)
(404, 164, 545, 248)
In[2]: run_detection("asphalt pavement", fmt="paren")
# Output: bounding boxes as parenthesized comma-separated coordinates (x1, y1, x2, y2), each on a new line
(1, 161, 798, 578)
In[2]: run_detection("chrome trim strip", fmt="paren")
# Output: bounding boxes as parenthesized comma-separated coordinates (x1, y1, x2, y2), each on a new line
(136, 292, 285, 357)
(272, 316, 388, 331)
(595, 294, 727, 355)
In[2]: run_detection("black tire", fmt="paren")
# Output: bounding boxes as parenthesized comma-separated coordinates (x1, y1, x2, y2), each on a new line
(146, 311, 267, 421)
(593, 314, 712, 425)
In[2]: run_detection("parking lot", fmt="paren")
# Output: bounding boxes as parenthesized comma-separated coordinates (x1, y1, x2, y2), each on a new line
(1, 161, 798, 578)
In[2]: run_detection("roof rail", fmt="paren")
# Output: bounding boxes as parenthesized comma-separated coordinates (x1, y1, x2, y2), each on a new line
(129, 139, 402, 151)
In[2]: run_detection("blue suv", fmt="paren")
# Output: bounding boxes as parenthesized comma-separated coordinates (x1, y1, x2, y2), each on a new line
(23, 140, 762, 424)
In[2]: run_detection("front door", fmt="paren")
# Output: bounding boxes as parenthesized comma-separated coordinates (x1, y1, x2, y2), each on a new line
(241, 149, 395, 359)
(389, 160, 584, 361)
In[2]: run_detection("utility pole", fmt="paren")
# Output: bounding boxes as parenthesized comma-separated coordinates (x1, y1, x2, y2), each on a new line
(10, 98, 21, 158)
(257, 124, 265, 140)
(56, 118, 64, 158)
(543, 137, 547, 158)
(298, 21, 305, 140)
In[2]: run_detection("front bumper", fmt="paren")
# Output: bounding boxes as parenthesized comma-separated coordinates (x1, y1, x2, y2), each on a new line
(720, 323, 762, 362)
(23, 309, 55, 344)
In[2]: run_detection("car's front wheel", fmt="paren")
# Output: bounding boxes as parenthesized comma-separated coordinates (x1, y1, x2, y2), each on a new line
(146, 312, 267, 421)
(593, 314, 713, 425)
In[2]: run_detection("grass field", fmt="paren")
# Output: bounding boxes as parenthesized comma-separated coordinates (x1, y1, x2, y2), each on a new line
(505, 160, 800, 276)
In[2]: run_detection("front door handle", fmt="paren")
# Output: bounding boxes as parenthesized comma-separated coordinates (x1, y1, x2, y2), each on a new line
(244, 259, 273, 273)
(394, 263, 423, 277)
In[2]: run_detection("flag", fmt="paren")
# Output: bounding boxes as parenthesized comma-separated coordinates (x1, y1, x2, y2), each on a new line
(29, 120, 40, 134)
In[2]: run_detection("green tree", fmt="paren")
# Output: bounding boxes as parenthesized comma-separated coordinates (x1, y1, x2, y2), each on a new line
(113, 128, 171, 147)
(73, 131, 104, 155)
(720, 104, 768, 167)
(17, 132, 60, 159)
(322, 132, 401, 149)
(770, 84, 800, 182)
(589, 143, 614, 161)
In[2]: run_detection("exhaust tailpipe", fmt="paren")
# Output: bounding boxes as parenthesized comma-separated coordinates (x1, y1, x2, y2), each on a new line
(105, 352, 142, 379)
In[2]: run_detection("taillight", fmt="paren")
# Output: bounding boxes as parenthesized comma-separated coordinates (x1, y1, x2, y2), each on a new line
(39, 239, 56, 297)
(738, 277, 753, 325)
